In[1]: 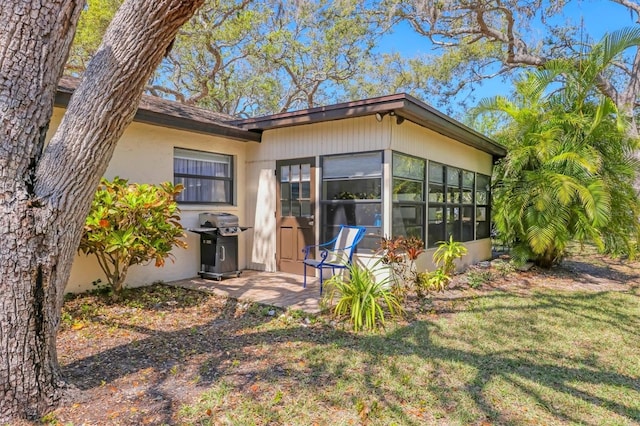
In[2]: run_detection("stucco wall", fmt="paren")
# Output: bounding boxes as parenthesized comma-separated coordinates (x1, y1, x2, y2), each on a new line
(48, 108, 249, 293)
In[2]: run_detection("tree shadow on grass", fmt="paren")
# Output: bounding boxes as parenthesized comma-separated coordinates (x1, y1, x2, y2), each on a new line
(58, 288, 640, 425)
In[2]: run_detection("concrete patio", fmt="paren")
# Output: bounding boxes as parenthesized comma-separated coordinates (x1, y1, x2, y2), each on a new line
(168, 270, 323, 313)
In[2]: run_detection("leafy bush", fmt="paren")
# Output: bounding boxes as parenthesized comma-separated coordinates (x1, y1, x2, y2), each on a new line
(465, 269, 493, 289)
(433, 236, 468, 276)
(325, 260, 403, 332)
(78, 177, 187, 293)
(492, 258, 516, 277)
(417, 237, 469, 294)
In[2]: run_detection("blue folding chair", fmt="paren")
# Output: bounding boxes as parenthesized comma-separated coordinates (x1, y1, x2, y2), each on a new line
(302, 225, 367, 294)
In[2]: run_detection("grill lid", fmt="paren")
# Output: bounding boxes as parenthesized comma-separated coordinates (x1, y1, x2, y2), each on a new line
(200, 212, 238, 228)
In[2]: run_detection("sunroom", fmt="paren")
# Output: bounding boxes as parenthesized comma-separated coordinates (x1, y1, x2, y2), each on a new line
(238, 93, 506, 274)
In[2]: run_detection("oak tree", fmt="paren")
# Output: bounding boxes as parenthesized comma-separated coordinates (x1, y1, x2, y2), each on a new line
(0, 0, 202, 420)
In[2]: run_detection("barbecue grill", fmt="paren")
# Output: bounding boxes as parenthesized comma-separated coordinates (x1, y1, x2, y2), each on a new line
(188, 213, 249, 281)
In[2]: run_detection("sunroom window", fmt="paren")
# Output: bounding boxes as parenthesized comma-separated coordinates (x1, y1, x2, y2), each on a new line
(427, 162, 482, 247)
(392, 152, 425, 240)
(321, 152, 382, 250)
(174, 148, 233, 204)
(476, 174, 491, 239)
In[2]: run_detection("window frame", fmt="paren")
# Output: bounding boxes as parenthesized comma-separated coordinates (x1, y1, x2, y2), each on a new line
(392, 151, 426, 240)
(427, 162, 486, 247)
(320, 150, 383, 251)
(173, 147, 234, 205)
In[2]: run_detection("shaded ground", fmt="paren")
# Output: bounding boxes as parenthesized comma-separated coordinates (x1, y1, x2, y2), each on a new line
(42, 251, 639, 425)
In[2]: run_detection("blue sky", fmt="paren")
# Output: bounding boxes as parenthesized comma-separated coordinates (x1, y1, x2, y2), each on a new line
(373, 0, 638, 114)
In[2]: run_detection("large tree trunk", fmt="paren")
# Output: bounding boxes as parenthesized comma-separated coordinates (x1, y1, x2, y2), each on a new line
(0, 0, 203, 421)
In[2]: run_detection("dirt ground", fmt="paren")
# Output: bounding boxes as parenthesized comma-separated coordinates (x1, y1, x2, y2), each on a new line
(35, 251, 640, 425)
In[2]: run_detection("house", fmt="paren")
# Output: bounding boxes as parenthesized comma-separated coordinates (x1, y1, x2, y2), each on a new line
(52, 77, 506, 293)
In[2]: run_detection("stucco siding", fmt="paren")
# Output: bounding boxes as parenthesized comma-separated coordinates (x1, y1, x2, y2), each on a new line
(49, 107, 249, 293)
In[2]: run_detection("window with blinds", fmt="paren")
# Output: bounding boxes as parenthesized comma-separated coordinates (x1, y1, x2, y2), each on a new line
(173, 148, 233, 204)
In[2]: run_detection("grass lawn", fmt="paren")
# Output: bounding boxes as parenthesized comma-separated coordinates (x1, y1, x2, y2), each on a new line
(50, 263, 640, 425)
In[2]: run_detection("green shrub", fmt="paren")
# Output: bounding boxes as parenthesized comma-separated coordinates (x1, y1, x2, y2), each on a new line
(416, 237, 469, 295)
(325, 260, 403, 332)
(492, 259, 516, 277)
(78, 177, 187, 293)
(466, 269, 493, 289)
(433, 236, 468, 276)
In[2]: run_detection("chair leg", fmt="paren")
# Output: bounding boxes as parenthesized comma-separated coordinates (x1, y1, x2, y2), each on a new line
(303, 263, 307, 289)
(319, 268, 323, 295)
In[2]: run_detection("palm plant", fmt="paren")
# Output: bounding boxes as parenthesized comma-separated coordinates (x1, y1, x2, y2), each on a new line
(324, 259, 403, 332)
(472, 29, 640, 267)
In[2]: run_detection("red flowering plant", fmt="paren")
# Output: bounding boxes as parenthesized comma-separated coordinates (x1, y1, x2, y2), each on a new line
(377, 235, 425, 300)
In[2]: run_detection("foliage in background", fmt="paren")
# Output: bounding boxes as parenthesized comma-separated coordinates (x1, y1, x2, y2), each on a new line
(324, 259, 403, 332)
(472, 29, 640, 267)
(67, 2, 640, 123)
(78, 177, 187, 293)
(67, 0, 382, 116)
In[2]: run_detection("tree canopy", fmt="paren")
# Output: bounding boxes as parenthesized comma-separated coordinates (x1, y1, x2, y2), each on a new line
(67, 0, 640, 125)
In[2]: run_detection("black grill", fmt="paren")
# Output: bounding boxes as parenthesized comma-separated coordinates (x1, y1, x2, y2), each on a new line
(187, 213, 249, 281)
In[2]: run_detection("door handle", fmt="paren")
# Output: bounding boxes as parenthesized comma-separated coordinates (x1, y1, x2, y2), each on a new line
(219, 245, 226, 261)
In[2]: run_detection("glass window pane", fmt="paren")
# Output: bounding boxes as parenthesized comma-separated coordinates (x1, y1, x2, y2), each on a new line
(301, 200, 311, 217)
(477, 191, 488, 205)
(174, 148, 231, 178)
(463, 171, 474, 189)
(428, 184, 444, 203)
(291, 182, 300, 200)
(325, 179, 381, 200)
(174, 148, 233, 204)
(462, 188, 473, 204)
(175, 177, 230, 203)
(291, 200, 301, 217)
(462, 206, 474, 242)
(429, 162, 444, 183)
(301, 182, 311, 199)
(323, 152, 382, 179)
(322, 202, 382, 251)
(447, 167, 461, 187)
(280, 165, 289, 182)
(428, 207, 444, 247)
(447, 187, 460, 204)
(322, 202, 381, 227)
(447, 207, 461, 241)
(392, 204, 424, 239)
(393, 178, 423, 202)
(476, 207, 490, 239)
(281, 201, 290, 216)
(301, 164, 311, 181)
(291, 165, 300, 182)
(393, 153, 425, 180)
(476, 174, 491, 206)
(477, 174, 491, 191)
(281, 183, 290, 200)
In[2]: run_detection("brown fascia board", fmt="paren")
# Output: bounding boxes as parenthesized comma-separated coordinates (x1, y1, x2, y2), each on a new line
(233, 93, 506, 157)
(54, 77, 261, 143)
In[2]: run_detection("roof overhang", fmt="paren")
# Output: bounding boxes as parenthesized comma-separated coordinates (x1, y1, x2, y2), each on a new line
(54, 78, 261, 143)
(233, 94, 506, 158)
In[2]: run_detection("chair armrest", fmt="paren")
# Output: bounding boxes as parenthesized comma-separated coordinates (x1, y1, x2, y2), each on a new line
(302, 239, 335, 258)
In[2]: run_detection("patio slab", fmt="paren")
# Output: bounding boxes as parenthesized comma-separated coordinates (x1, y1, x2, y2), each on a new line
(168, 270, 323, 313)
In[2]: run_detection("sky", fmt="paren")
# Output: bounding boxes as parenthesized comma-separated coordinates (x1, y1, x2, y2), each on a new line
(373, 0, 638, 115)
